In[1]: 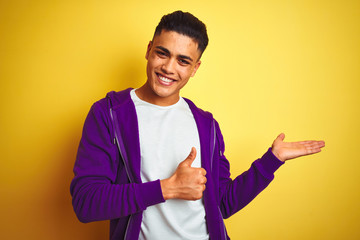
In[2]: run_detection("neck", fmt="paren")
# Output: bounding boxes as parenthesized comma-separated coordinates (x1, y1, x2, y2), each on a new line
(135, 84, 180, 106)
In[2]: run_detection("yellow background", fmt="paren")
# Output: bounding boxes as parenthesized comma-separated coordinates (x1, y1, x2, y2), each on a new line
(1, 0, 359, 239)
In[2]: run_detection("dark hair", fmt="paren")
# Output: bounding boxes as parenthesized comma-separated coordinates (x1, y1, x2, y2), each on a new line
(154, 10, 209, 57)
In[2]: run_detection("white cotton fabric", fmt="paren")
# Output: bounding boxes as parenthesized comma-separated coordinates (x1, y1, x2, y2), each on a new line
(130, 89, 209, 240)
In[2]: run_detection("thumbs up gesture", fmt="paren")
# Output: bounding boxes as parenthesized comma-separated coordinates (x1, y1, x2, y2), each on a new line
(160, 147, 207, 201)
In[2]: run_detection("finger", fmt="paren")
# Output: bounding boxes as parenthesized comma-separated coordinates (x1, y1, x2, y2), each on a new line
(296, 140, 325, 145)
(298, 141, 314, 144)
(199, 168, 207, 176)
(305, 147, 322, 155)
(278, 133, 285, 141)
(303, 141, 326, 149)
(181, 147, 197, 167)
(197, 175, 207, 184)
(319, 141, 325, 148)
(202, 176, 207, 184)
(307, 143, 325, 151)
(273, 133, 285, 145)
(303, 141, 326, 154)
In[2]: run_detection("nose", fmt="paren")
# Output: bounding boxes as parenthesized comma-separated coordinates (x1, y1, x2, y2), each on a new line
(161, 58, 176, 75)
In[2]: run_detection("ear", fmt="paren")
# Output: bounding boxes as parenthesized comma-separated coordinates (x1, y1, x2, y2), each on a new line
(145, 41, 152, 60)
(191, 60, 201, 77)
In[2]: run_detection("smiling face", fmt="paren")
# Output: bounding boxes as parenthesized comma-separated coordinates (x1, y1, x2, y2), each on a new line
(136, 30, 202, 106)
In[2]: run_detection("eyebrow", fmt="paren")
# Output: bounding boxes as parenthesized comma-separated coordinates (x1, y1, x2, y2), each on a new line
(155, 46, 194, 62)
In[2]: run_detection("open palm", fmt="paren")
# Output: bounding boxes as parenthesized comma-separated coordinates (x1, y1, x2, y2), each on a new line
(271, 133, 325, 162)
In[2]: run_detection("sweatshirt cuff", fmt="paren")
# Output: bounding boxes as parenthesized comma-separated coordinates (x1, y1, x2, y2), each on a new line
(256, 148, 284, 179)
(136, 180, 165, 209)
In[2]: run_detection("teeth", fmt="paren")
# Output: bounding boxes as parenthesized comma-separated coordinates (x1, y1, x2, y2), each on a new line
(159, 75, 173, 83)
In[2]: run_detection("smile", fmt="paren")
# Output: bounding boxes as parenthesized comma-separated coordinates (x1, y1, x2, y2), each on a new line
(157, 74, 176, 86)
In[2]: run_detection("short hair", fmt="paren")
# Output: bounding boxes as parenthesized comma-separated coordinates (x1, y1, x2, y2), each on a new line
(153, 10, 209, 57)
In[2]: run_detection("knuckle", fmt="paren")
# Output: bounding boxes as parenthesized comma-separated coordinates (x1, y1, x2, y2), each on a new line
(194, 192, 203, 200)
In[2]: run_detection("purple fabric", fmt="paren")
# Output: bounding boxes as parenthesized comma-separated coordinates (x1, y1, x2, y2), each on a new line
(70, 88, 284, 239)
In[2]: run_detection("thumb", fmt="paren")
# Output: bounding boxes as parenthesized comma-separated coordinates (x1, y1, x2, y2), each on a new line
(181, 147, 197, 167)
(272, 133, 285, 147)
(276, 133, 285, 142)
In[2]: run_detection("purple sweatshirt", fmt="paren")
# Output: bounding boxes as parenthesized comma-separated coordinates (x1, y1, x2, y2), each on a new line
(70, 88, 284, 240)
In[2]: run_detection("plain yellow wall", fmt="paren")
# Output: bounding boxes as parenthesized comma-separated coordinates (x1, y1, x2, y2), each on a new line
(1, 0, 359, 239)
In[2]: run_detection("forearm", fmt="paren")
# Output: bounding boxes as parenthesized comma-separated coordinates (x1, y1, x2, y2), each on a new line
(70, 100, 165, 222)
(70, 178, 164, 223)
(219, 148, 283, 218)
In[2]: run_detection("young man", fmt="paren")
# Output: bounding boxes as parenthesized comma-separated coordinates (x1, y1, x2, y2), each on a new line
(70, 11, 325, 240)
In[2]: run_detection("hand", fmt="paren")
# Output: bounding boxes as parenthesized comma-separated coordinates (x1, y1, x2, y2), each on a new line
(160, 147, 207, 201)
(271, 133, 325, 162)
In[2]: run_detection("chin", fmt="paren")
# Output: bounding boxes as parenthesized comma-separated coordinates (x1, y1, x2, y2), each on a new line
(154, 89, 174, 98)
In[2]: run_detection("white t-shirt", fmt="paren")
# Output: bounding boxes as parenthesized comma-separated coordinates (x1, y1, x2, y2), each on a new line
(130, 90, 209, 240)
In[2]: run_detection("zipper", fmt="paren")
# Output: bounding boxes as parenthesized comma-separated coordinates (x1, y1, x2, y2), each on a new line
(212, 120, 226, 239)
(213, 120, 227, 240)
(123, 215, 133, 240)
(109, 107, 134, 183)
(210, 120, 216, 172)
(218, 207, 227, 240)
(109, 106, 134, 240)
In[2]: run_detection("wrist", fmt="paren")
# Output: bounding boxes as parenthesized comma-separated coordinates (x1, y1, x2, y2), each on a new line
(271, 147, 285, 162)
(160, 178, 176, 200)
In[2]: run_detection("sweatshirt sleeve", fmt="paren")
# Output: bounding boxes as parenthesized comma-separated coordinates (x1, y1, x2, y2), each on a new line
(70, 101, 165, 223)
(215, 121, 284, 219)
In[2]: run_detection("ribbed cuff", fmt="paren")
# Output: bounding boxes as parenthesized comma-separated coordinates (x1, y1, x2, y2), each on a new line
(256, 148, 284, 179)
(136, 180, 165, 210)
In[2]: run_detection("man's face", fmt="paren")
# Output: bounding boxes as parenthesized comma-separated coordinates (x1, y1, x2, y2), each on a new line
(143, 30, 201, 106)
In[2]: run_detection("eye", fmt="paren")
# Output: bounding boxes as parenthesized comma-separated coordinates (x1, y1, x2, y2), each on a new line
(178, 59, 190, 65)
(156, 50, 167, 58)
